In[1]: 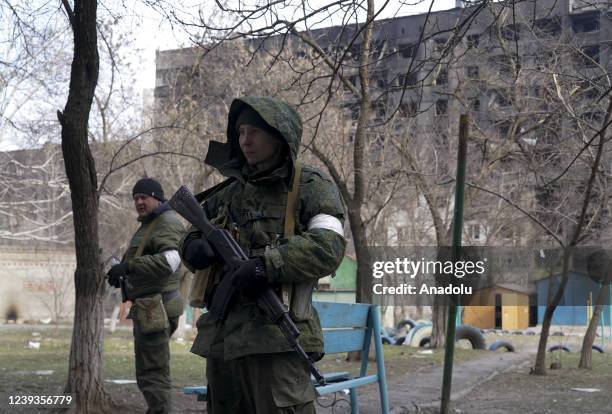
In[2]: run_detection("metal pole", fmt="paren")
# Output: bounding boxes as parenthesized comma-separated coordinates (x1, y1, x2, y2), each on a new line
(441, 114, 469, 414)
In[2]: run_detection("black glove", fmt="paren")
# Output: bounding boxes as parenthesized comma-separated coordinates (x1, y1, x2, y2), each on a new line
(183, 236, 216, 270)
(231, 257, 268, 299)
(107, 262, 130, 288)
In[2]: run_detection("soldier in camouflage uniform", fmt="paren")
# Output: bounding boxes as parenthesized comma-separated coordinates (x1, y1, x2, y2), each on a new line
(180, 96, 346, 413)
(107, 178, 185, 414)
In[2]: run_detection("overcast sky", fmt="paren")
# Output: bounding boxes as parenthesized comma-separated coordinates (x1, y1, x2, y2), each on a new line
(133, 0, 459, 91)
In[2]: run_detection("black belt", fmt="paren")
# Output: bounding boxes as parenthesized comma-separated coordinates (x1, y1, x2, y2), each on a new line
(162, 290, 180, 302)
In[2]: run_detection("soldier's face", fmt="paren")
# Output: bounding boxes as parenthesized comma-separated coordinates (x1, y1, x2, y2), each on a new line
(133, 193, 161, 218)
(238, 124, 281, 166)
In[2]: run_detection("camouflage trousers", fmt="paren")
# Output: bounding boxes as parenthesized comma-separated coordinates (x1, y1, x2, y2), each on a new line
(133, 314, 179, 414)
(206, 352, 316, 413)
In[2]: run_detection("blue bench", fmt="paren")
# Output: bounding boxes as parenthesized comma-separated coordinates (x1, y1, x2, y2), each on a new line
(184, 301, 389, 413)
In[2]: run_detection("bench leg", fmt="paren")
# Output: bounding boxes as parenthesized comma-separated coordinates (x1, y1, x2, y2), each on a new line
(350, 388, 358, 414)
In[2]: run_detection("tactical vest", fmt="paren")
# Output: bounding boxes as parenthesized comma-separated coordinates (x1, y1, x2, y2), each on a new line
(206, 161, 314, 320)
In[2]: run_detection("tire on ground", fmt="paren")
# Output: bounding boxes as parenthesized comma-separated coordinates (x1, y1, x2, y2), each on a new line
(488, 340, 515, 352)
(396, 318, 416, 333)
(394, 336, 406, 346)
(406, 323, 433, 347)
(456, 325, 487, 350)
(548, 344, 571, 352)
(419, 336, 431, 348)
(592, 344, 604, 353)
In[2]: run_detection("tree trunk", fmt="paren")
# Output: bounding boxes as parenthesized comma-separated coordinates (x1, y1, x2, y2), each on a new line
(58, 0, 112, 412)
(350, 206, 372, 303)
(579, 282, 610, 369)
(532, 252, 570, 375)
(430, 297, 448, 348)
(430, 236, 451, 348)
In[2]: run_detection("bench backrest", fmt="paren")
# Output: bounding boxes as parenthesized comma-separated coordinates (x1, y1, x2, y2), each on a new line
(314, 301, 373, 354)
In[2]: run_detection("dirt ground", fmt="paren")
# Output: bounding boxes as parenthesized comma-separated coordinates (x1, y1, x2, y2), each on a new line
(1, 325, 610, 413)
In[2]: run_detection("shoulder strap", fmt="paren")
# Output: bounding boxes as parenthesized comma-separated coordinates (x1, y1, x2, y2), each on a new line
(281, 160, 302, 306)
(284, 160, 302, 238)
(134, 216, 162, 258)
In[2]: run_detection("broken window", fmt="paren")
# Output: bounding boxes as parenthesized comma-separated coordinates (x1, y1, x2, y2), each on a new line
(399, 43, 418, 59)
(490, 54, 517, 76)
(498, 121, 511, 138)
(572, 12, 600, 33)
(434, 37, 447, 52)
(374, 101, 387, 118)
(579, 45, 600, 68)
(534, 51, 554, 70)
(467, 66, 479, 80)
(466, 34, 480, 49)
(501, 24, 520, 41)
(398, 71, 418, 87)
(399, 100, 418, 117)
(471, 98, 481, 112)
(435, 99, 448, 115)
(534, 17, 561, 37)
(373, 71, 388, 88)
(436, 68, 448, 86)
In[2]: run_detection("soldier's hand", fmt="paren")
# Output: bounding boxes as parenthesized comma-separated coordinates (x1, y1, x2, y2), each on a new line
(107, 262, 130, 288)
(231, 257, 268, 299)
(183, 237, 216, 270)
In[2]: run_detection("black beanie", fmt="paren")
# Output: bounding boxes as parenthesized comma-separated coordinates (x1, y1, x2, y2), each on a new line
(235, 106, 280, 138)
(132, 178, 165, 201)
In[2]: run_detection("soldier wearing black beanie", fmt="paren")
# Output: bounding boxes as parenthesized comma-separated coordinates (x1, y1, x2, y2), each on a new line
(132, 177, 165, 202)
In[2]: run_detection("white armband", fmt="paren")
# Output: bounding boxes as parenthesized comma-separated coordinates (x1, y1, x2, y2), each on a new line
(162, 250, 181, 272)
(307, 214, 344, 237)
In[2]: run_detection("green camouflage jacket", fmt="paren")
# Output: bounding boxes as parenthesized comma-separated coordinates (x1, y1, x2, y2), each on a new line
(182, 96, 346, 360)
(123, 204, 185, 317)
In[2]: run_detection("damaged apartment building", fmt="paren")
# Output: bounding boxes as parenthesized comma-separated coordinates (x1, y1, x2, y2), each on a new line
(152, 0, 612, 251)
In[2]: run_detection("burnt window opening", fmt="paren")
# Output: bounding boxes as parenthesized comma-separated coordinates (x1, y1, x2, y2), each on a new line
(398, 71, 418, 87)
(372, 71, 388, 89)
(467, 66, 479, 80)
(491, 89, 512, 107)
(347, 103, 360, 120)
(572, 12, 600, 33)
(581, 111, 604, 124)
(466, 34, 480, 49)
(436, 68, 448, 86)
(435, 99, 448, 115)
(534, 17, 561, 37)
(154, 85, 170, 98)
(471, 98, 481, 112)
(399, 100, 418, 117)
(498, 121, 511, 138)
(490, 54, 518, 76)
(501, 24, 521, 41)
(534, 51, 555, 70)
(374, 101, 387, 118)
(533, 85, 544, 98)
(580, 45, 600, 68)
(399, 43, 418, 59)
(348, 43, 362, 60)
(434, 37, 447, 52)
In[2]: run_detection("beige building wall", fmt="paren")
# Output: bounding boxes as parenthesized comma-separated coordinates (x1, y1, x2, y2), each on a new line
(0, 245, 76, 323)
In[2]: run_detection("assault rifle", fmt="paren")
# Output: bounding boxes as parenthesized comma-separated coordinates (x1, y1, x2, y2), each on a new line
(169, 185, 326, 385)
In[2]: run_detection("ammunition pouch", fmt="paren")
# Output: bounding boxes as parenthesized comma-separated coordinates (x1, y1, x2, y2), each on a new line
(133, 293, 169, 334)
